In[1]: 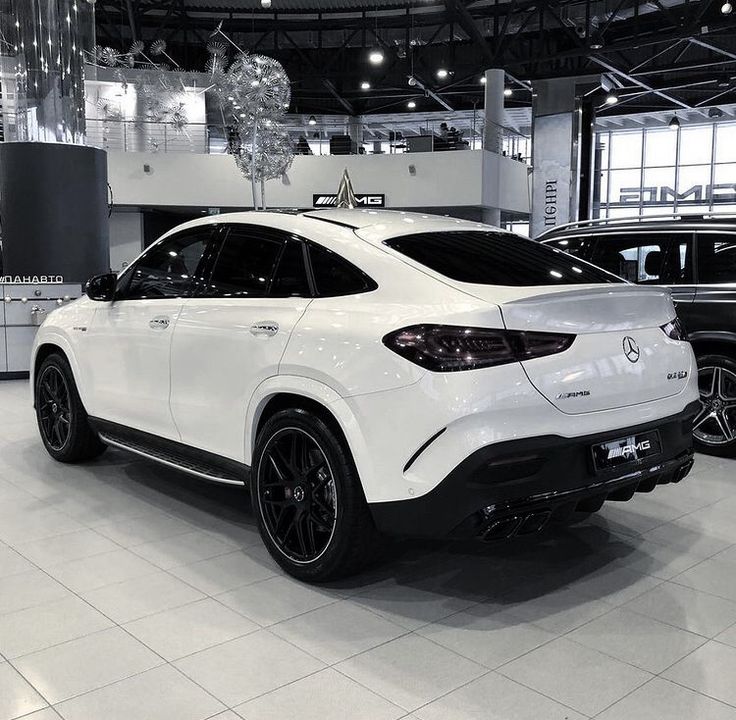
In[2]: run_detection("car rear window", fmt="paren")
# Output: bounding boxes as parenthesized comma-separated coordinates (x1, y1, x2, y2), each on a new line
(384, 231, 623, 286)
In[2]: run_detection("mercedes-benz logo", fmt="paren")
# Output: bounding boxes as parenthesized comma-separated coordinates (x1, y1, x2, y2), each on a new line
(623, 336, 640, 363)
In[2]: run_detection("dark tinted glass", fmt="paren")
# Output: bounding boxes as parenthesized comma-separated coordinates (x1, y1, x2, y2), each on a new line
(385, 231, 622, 286)
(586, 233, 693, 284)
(271, 241, 310, 297)
(308, 242, 377, 296)
(697, 233, 736, 283)
(544, 237, 595, 260)
(118, 230, 209, 300)
(206, 229, 283, 298)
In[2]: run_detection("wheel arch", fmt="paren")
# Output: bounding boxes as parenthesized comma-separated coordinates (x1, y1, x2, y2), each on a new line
(31, 334, 87, 408)
(245, 376, 375, 492)
(688, 331, 736, 362)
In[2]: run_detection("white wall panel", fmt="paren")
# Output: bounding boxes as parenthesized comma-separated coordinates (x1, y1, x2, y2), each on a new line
(106, 150, 530, 214)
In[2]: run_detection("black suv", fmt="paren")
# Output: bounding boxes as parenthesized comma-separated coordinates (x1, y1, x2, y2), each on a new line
(540, 214, 736, 458)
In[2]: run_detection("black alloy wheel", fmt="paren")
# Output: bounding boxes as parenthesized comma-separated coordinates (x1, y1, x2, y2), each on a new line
(37, 364, 72, 451)
(694, 357, 736, 457)
(257, 427, 338, 564)
(34, 352, 107, 463)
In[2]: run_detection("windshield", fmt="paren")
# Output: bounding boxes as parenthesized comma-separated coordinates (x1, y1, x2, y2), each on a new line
(384, 231, 624, 286)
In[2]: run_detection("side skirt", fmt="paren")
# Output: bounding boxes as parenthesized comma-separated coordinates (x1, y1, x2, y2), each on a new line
(89, 417, 250, 486)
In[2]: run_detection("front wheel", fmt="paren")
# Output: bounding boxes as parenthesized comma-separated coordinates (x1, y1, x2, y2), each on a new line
(693, 354, 736, 458)
(252, 408, 376, 582)
(35, 353, 107, 463)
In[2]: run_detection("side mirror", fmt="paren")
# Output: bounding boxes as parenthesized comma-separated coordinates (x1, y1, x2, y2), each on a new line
(86, 272, 117, 301)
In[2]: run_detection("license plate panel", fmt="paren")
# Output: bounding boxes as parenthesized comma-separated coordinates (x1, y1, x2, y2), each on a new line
(591, 430, 662, 472)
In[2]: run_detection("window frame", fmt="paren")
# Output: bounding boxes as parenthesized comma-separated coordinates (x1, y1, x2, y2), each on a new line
(694, 230, 736, 286)
(552, 230, 695, 286)
(303, 239, 378, 298)
(114, 225, 221, 302)
(193, 223, 317, 300)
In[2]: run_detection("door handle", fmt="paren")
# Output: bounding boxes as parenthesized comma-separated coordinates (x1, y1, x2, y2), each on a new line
(149, 316, 171, 330)
(250, 321, 279, 337)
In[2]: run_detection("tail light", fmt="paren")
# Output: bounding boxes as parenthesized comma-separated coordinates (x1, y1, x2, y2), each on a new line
(382, 324, 575, 372)
(661, 317, 687, 341)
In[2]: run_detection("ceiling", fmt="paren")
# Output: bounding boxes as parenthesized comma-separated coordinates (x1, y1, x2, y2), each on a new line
(92, 0, 736, 116)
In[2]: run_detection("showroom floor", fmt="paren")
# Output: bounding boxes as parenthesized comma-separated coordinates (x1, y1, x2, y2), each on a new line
(2, 380, 736, 720)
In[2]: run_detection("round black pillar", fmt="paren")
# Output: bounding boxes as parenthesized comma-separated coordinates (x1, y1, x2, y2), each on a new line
(0, 143, 109, 283)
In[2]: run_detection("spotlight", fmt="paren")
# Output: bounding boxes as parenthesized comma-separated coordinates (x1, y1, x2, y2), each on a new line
(436, 68, 449, 79)
(261, 0, 272, 7)
(408, 76, 417, 86)
(709, 107, 724, 118)
(668, 115, 681, 130)
(590, 39, 604, 50)
(308, 115, 317, 126)
(368, 48, 384, 65)
(407, 100, 416, 109)
(604, 93, 618, 105)
(360, 81, 371, 90)
(480, 76, 486, 85)
(722, 1, 733, 13)
(504, 88, 513, 97)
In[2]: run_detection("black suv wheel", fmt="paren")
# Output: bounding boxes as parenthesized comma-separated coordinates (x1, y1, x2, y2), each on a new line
(694, 354, 736, 458)
(252, 407, 376, 581)
(35, 353, 107, 463)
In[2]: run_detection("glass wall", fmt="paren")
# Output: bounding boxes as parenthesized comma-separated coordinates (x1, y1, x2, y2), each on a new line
(593, 121, 736, 218)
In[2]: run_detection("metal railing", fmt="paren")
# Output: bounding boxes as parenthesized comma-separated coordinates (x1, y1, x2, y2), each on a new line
(80, 116, 530, 162)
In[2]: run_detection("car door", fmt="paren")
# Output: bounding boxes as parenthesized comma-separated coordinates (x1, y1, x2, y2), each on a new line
(690, 230, 736, 340)
(82, 226, 217, 439)
(169, 224, 313, 461)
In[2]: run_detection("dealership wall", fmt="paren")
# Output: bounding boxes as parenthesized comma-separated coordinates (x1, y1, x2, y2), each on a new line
(107, 149, 530, 212)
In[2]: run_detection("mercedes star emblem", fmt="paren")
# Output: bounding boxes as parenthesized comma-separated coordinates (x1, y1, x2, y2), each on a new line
(623, 336, 640, 363)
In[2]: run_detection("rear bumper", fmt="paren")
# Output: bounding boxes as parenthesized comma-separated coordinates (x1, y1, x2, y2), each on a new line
(369, 399, 699, 539)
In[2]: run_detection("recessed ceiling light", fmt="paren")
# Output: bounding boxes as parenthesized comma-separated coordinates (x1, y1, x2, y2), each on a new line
(721, 1, 733, 13)
(504, 88, 513, 97)
(480, 76, 486, 84)
(360, 81, 371, 90)
(407, 100, 416, 109)
(436, 68, 449, 79)
(368, 48, 384, 65)
(261, 0, 272, 8)
(605, 93, 618, 105)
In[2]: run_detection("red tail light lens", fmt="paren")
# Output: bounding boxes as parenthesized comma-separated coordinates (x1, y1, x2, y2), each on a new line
(661, 318, 687, 341)
(383, 325, 575, 372)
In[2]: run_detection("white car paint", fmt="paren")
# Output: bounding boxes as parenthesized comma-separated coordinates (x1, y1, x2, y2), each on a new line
(32, 209, 699, 506)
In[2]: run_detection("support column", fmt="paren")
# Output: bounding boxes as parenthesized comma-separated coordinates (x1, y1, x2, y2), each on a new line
(483, 68, 505, 154)
(529, 77, 598, 237)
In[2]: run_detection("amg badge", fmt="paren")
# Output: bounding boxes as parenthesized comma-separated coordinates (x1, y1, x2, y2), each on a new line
(556, 390, 591, 400)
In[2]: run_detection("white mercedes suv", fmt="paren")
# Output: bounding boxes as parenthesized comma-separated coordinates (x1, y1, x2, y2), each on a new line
(32, 209, 699, 580)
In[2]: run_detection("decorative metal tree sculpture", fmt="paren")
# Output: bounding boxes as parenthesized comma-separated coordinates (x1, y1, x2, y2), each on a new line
(207, 36, 293, 209)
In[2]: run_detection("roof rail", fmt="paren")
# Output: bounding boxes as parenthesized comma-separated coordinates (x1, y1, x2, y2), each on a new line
(537, 210, 736, 238)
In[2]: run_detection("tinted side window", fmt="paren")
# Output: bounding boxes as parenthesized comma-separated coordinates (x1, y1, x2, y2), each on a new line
(206, 229, 283, 298)
(543, 237, 595, 260)
(117, 230, 210, 300)
(271, 241, 310, 297)
(587, 233, 693, 284)
(308, 242, 377, 296)
(385, 231, 621, 286)
(697, 233, 736, 284)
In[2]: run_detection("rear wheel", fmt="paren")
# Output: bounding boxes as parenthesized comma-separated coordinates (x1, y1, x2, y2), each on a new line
(693, 354, 736, 458)
(35, 353, 106, 463)
(252, 408, 376, 582)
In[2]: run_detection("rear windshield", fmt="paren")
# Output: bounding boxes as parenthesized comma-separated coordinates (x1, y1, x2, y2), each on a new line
(384, 231, 623, 286)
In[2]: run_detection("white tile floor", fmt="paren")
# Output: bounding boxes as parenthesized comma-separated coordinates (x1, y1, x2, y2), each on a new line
(1, 378, 736, 720)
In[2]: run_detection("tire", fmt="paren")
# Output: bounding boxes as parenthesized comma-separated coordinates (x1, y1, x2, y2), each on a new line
(693, 354, 736, 459)
(251, 407, 376, 582)
(34, 352, 107, 463)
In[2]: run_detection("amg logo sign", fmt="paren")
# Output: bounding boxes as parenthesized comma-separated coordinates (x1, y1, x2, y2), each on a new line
(619, 183, 736, 205)
(312, 194, 386, 208)
(607, 440, 651, 460)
